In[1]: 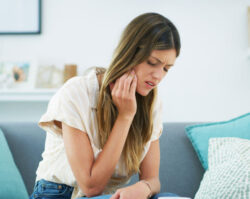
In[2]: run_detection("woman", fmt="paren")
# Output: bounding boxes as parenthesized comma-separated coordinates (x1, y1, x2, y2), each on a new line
(30, 12, 181, 199)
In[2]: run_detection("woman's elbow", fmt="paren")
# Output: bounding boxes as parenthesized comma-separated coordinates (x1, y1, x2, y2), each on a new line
(83, 186, 103, 198)
(79, 178, 105, 197)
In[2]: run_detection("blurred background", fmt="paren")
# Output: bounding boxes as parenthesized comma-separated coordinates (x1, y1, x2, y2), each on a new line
(0, 0, 249, 122)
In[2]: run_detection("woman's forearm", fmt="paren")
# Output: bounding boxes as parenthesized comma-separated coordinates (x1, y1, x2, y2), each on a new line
(111, 177, 160, 199)
(83, 114, 133, 196)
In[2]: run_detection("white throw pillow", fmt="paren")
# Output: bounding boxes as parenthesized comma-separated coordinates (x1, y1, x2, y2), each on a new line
(195, 137, 250, 199)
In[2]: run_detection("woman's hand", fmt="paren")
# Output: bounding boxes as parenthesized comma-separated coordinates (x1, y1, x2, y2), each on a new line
(110, 182, 150, 199)
(109, 70, 137, 119)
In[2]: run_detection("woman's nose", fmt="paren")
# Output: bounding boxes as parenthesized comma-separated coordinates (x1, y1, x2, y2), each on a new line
(152, 68, 164, 80)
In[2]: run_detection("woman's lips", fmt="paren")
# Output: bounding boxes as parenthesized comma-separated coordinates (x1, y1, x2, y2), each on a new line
(145, 81, 154, 88)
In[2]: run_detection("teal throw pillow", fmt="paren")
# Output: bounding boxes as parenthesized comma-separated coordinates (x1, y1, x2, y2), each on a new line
(185, 112, 250, 170)
(0, 128, 29, 199)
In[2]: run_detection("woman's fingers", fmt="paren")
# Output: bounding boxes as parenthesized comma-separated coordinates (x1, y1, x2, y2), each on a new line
(112, 70, 134, 93)
(129, 73, 137, 94)
(110, 69, 137, 117)
(111, 77, 120, 95)
(110, 190, 120, 199)
(123, 70, 135, 95)
(118, 70, 131, 91)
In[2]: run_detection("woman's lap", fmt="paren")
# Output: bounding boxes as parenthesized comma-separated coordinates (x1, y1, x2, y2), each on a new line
(30, 179, 179, 199)
(78, 192, 179, 199)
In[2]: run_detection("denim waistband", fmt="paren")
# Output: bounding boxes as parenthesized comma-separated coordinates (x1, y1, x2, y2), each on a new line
(32, 179, 74, 199)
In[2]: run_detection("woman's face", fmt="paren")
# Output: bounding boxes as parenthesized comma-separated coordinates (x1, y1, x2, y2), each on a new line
(133, 49, 177, 96)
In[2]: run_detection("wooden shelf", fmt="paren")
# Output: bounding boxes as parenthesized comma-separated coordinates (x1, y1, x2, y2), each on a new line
(0, 89, 58, 102)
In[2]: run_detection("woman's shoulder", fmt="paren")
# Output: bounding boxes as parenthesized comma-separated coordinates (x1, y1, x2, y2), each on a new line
(63, 76, 85, 90)
(60, 67, 98, 92)
(63, 66, 106, 88)
(49, 67, 103, 108)
(54, 76, 87, 102)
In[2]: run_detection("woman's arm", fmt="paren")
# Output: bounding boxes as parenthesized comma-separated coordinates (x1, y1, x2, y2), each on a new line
(62, 70, 137, 197)
(138, 139, 161, 195)
(62, 115, 133, 197)
(110, 139, 161, 199)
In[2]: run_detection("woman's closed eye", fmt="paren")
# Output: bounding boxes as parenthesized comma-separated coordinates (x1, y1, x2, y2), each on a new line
(147, 60, 157, 66)
(147, 60, 168, 72)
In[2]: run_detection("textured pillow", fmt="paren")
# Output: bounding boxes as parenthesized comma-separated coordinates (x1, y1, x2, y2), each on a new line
(195, 137, 250, 199)
(0, 128, 29, 199)
(185, 112, 250, 170)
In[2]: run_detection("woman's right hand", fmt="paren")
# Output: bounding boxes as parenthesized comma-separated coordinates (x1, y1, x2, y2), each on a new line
(110, 70, 137, 119)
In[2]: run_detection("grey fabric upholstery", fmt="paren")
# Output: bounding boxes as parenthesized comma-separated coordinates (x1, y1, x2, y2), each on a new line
(159, 123, 204, 196)
(0, 122, 204, 198)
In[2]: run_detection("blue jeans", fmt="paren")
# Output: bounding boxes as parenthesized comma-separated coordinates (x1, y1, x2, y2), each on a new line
(29, 179, 74, 199)
(30, 179, 179, 199)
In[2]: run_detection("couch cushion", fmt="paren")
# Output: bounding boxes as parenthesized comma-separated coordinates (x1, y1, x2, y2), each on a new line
(194, 137, 250, 199)
(0, 128, 29, 199)
(185, 112, 250, 170)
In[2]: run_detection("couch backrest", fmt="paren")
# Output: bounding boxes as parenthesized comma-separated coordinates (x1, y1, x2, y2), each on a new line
(0, 122, 204, 198)
(159, 123, 204, 197)
(0, 122, 45, 196)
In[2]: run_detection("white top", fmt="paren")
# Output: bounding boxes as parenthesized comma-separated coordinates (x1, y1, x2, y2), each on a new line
(36, 67, 163, 199)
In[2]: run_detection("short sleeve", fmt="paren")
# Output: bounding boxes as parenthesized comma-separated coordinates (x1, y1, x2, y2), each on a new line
(150, 97, 163, 141)
(38, 77, 88, 136)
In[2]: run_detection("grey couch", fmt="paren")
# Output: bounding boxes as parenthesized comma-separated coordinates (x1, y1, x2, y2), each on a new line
(0, 122, 204, 198)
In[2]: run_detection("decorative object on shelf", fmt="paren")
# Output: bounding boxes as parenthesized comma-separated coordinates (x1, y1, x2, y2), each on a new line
(63, 64, 77, 83)
(0, 0, 41, 35)
(35, 65, 63, 89)
(0, 59, 37, 90)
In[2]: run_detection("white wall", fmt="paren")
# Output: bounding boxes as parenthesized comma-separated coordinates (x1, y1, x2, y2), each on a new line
(0, 0, 250, 122)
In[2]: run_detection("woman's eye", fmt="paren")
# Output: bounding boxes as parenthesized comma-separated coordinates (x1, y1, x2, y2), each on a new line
(148, 60, 168, 72)
(163, 67, 168, 72)
(147, 61, 157, 66)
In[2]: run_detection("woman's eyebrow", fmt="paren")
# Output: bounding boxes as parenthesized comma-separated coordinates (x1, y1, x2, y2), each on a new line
(150, 56, 173, 66)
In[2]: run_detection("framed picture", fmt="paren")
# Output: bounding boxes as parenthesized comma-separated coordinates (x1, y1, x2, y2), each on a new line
(0, 0, 42, 35)
(0, 59, 37, 90)
(35, 65, 64, 89)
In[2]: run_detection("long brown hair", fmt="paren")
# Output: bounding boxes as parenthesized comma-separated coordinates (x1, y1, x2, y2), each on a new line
(96, 12, 181, 175)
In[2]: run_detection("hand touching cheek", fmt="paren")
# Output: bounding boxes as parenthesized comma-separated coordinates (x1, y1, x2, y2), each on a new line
(109, 70, 137, 119)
